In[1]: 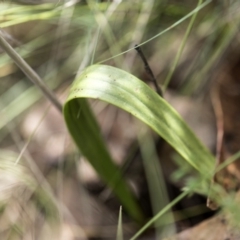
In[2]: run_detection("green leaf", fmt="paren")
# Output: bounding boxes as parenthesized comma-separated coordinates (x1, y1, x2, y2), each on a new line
(63, 64, 215, 220)
(64, 83, 144, 222)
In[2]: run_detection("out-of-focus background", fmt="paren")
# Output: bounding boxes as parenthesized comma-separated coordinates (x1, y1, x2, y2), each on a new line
(1, 0, 240, 239)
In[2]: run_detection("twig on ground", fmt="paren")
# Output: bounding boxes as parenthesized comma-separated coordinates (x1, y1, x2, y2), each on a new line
(135, 44, 163, 97)
(0, 29, 62, 113)
(207, 84, 225, 210)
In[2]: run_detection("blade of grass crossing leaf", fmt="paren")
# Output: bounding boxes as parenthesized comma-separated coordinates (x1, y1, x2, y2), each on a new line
(216, 150, 240, 173)
(130, 190, 190, 240)
(98, 0, 212, 64)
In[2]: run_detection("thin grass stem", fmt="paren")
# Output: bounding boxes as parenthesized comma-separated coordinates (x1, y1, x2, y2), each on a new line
(0, 29, 62, 113)
(163, 0, 203, 92)
(130, 190, 189, 240)
(98, 0, 212, 64)
(116, 206, 123, 240)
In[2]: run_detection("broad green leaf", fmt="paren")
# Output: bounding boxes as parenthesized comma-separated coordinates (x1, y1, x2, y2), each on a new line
(64, 85, 144, 222)
(64, 64, 215, 220)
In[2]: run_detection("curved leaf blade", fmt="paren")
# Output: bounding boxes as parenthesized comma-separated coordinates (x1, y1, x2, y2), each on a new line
(64, 64, 215, 220)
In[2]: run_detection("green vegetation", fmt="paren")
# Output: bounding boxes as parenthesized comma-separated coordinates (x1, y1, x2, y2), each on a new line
(1, 0, 240, 239)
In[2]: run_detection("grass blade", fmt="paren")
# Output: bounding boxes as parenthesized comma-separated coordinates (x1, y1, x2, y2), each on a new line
(116, 206, 123, 240)
(64, 98, 144, 222)
(63, 64, 215, 220)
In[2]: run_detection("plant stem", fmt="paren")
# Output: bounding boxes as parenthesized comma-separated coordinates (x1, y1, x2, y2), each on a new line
(0, 29, 62, 113)
(135, 44, 163, 97)
(163, 0, 203, 91)
(130, 190, 189, 240)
